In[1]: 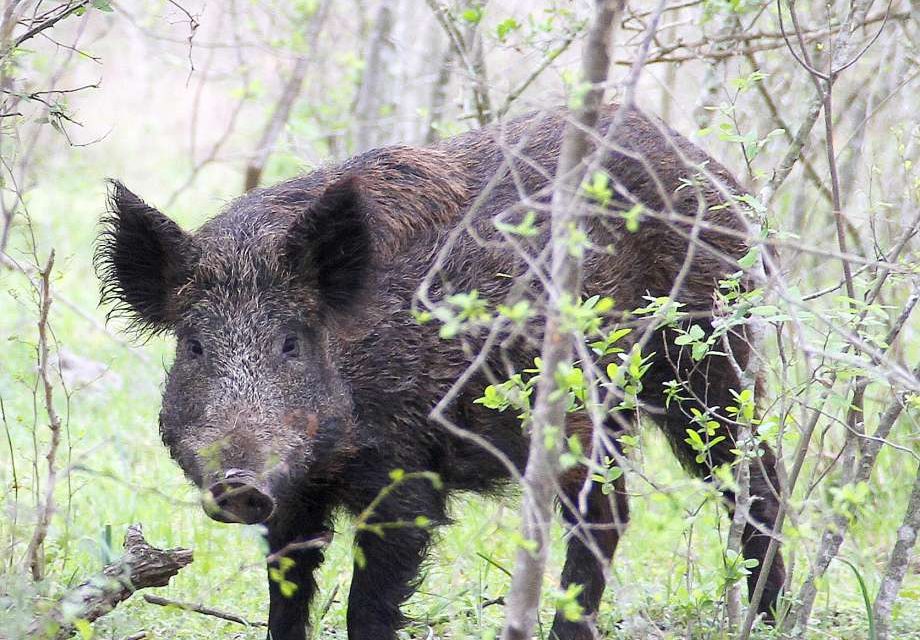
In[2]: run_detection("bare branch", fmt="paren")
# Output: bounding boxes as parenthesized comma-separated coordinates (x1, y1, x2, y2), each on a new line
(3, 0, 90, 55)
(23, 251, 61, 582)
(243, 0, 330, 191)
(424, 0, 492, 125)
(142, 594, 266, 627)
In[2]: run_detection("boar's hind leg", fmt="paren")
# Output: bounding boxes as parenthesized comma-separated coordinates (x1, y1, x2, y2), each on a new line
(265, 501, 334, 640)
(642, 324, 786, 622)
(550, 414, 630, 640)
(345, 475, 447, 640)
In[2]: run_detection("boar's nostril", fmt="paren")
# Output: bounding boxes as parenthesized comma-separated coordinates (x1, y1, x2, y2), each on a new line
(202, 472, 275, 525)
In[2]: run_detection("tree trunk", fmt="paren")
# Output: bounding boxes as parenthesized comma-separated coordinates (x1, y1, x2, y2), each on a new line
(242, 0, 331, 192)
(353, 0, 399, 152)
(500, 2, 623, 638)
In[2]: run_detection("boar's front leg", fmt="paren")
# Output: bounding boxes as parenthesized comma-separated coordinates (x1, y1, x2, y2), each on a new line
(265, 500, 333, 640)
(345, 475, 446, 640)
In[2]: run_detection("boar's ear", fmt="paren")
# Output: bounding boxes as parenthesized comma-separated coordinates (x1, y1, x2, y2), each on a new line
(284, 175, 372, 312)
(95, 180, 197, 336)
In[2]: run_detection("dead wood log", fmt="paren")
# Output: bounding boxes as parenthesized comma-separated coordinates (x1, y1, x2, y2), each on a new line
(28, 524, 193, 640)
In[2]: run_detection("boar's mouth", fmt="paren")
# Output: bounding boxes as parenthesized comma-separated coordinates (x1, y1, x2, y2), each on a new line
(201, 468, 276, 525)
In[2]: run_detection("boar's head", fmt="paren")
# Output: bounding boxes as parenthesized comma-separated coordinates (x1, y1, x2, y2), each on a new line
(96, 177, 370, 524)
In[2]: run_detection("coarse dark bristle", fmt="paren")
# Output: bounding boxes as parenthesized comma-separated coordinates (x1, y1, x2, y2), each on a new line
(94, 179, 196, 339)
(284, 175, 373, 312)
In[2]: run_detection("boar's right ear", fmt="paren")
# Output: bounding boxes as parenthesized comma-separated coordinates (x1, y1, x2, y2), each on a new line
(95, 180, 197, 336)
(284, 175, 372, 313)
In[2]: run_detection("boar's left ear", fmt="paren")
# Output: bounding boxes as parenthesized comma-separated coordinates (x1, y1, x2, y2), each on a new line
(95, 180, 198, 336)
(284, 175, 372, 312)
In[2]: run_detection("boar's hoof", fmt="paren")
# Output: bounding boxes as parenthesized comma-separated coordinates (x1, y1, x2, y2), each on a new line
(202, 469, 275, 524)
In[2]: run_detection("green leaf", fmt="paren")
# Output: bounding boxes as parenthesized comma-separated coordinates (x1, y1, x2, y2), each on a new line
(835, 557, 877, 640)
(92, 0, 114, 11)
(496, 17, 519, 41)
(497, 300, 532, 323)
(691, 341, 709, 361)
(621, 204, 644, 232)
(461, 6, 484, 23)
(685, 429, 704, 450)
(749, 305, 781, 316)
(494, 210, 539, 237)
(582, 171, 612, 206)
(737, 246, 759, 269)
(280, 579, 298, 598)
(74, 619, 94, 640)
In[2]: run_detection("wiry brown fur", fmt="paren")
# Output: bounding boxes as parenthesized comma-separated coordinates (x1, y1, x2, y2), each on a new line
(97, 104, 784, 640)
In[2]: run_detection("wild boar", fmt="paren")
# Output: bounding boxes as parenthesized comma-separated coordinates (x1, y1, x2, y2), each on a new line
(96, 104, 785, 640)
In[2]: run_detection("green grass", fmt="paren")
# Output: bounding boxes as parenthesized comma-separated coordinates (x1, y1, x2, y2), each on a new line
(2, 170, 919, 640)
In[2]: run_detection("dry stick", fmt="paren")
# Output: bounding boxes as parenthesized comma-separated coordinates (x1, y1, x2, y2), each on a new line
(618, 9, 909, 66)
(164, 5, 247, 209)
(785, 0, 898, 634)
(741, 44, 832, 204)
(725, 421, 752, 633)
(312, 582, 341, 639)
(3, 0, 90, 55)
(23, 251, 60, 581)
(242, 55, 307, 191)
(723, 308, 766, 634)
(789, 0, 863, 499)
(242, 0, 330, 192)
(1, 394, 18, 569)
(740, 0, 883, 636)
(28, 524, 193, 640)
(1, 253, 149, 360)
(790, 319, 920, 638)
(499, 2, 621, 639)
(766, 275, 917, 635)
(424, 0, 492, 125)
(791, 362, 920, 637)
(142, 594, 266, 627)
(873, 453, 920, 640)
(465, 17, 491, 122)
(692, 9, 738, 129)
(567, 0, 670, 575)
(495, 31, 578, 120)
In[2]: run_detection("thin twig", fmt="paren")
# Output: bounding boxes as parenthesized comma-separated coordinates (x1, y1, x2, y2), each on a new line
(23, 251, 60, 582)
(424, 0, 492, 125)
(143, 594, 267, 627)
(5, 0, 90, 54)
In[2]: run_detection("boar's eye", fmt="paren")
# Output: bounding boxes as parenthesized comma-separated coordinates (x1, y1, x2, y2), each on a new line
(187, 338, 204, 358)
(281, 334, 301, 358)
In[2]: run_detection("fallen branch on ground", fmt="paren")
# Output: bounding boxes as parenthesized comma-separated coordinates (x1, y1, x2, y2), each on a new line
(28, 524, 193, 640)
(142, 594, 266, 627)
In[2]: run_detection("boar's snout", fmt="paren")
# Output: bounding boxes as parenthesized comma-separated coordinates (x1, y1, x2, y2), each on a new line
(202, 469, 275, 525)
